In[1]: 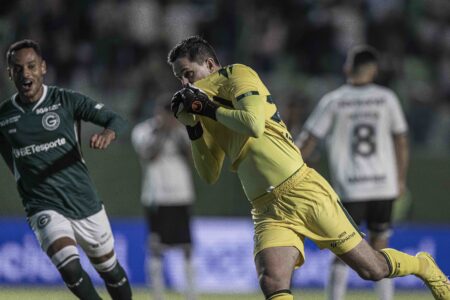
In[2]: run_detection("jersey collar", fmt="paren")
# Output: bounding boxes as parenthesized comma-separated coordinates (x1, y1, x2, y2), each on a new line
(11, 85, 48, 113)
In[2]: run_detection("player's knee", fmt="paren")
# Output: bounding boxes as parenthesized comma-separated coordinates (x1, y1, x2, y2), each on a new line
(98, 260, 128, 287)
(92, 252, 118, 274)
(51, 245, 81, 283)
(58, 258, 84, 285)
(258, 268, 288, 292)
(356, 265, 386, 281)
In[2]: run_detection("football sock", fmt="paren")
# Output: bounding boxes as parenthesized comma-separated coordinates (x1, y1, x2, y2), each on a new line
(375, 278, 394, 300)
(66, 269, 102, 300)
(184, 255, 197, 300)
(380, 248, 423, 277)
(59, 259, 101, 300)
(266, 289, 293, 300)
(99, 262, 132, 300)
(149, 255, 164, 300)
(326, 260, 349, 300)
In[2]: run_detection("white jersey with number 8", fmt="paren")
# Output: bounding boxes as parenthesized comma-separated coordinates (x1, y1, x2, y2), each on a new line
(303, 84, 408, 201)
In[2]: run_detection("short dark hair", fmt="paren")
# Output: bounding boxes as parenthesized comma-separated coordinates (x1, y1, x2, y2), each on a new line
(167, 36, 220, 66)
(6, 39, 42, 66)
(346, 45, 379, 74)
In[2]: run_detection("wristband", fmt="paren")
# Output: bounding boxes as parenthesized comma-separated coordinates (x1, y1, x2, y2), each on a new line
(186, 122, 203, 140)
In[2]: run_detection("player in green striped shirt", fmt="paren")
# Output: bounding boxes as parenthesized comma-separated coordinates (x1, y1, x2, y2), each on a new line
(0, 39, 132, 300)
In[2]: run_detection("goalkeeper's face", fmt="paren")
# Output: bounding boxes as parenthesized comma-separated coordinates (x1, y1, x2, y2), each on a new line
(172, 56, 217, 87)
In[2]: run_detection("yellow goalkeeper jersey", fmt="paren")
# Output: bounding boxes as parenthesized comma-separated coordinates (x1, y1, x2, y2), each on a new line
(192, 64, 304, 200)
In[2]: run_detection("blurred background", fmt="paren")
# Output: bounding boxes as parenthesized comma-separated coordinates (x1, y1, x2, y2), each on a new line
(0, 0, 449, 296)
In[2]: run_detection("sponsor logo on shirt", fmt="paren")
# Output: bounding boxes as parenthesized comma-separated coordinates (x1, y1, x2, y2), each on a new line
(35, 104, 61, 115)
(42, 112, 60, 131)
(94, 103, 104, 110)
(12, 137, 66, 158)
(0, 115, 20, 127)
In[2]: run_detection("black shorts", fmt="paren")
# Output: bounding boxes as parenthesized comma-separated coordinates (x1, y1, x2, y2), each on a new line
(144, 205, 192, 245)
(342, 199, 394, 233)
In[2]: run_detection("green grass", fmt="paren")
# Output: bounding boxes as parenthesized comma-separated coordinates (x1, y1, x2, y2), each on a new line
(0, 287, 432, 300)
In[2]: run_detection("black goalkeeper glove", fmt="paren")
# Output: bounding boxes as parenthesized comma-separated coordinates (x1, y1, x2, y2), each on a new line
(170, 90, 183, 118)
(171, 90, 203, 140)
(180, 85, 218, 120)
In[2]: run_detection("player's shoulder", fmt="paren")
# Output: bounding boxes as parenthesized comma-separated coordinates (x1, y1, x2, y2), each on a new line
(363, 84, 400, 106)
(0, 94, 16, 115)
(318, 85, 349, 104)
(132, 118, 154, 134)
(50, 86, 86, 99)
(217, 63, 258, 79)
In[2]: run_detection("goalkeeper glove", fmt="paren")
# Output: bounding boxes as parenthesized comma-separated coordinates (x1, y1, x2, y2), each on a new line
(171, 90, 203, 140)
(171, 90, 198, 126)
(179, 84, 218, 120)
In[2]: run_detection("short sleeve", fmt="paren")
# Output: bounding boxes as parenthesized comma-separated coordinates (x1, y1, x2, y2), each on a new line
(304, 95, 335, 139)
(386, 91, 408, 134)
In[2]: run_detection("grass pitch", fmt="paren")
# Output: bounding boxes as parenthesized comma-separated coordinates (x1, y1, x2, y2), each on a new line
(0, 287, 432, 300)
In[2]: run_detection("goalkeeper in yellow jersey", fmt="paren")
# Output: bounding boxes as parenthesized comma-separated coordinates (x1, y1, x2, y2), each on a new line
(166, 36, 449, 300)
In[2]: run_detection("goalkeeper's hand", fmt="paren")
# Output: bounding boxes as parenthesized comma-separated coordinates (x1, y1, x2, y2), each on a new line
(171, 90, 204, 140)
(171, 91, 198, 127)
(179, 84, 218, 120)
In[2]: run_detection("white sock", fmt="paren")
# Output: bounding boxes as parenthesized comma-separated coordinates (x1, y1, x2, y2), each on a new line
(375, 278, 394, 300)
(149, 256, 164, 300)
(184, 255, 197, 300)
(326, 260, 349, 300)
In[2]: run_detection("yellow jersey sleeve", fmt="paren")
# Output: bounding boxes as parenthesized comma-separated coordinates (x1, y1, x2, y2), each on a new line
(191, 126, 225, 184)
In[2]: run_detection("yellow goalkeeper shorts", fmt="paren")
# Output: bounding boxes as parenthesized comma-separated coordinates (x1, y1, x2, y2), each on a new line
(251, 165, 363, 267)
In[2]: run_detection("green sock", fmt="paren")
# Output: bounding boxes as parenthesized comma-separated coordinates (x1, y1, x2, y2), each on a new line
(66, 269, 102, 300)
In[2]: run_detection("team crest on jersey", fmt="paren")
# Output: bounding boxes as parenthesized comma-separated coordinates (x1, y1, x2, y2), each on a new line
(37, 214, 51, 229)
(42, 112, 60, 131)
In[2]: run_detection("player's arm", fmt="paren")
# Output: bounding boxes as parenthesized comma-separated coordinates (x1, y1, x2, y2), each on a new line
(131, 121, 164, 161)
(393, 133, 409, 197)
(388, 91, 409, 197)
(71, 92, 127, 149)
(0, 133, 14, 173)
(171, 93, 225, 183)
(190, 127, 225, 184)
(180, 65, 267, 137)
(179, 85, 265, 138)
(295, 130, 319, 162)
(215, 95, 265, 138)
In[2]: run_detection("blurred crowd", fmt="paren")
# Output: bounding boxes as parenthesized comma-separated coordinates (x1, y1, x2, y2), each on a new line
(0, 0, 449, 151)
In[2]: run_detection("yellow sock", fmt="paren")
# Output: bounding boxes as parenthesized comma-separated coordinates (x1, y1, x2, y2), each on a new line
(380, 248, 426, 277)
(267, 290, 294, 300)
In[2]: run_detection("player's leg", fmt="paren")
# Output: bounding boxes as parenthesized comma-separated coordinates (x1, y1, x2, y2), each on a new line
(145, 206, 165, 300)
(300, 167, 449, 299)
(29, 210, 101, 299)
(148, 232, 165, 300)
(73, 207, 132, 300)
(90, 249, 131, 300)
(252, 203, 303, 300)
(367, 200, 395, 300)
(326, 201, 366, 300)
(181, 244, 197, 300)
(174, 205, 197, 300)
(255, 246, 300, 300)
(337, 225, 450, 300)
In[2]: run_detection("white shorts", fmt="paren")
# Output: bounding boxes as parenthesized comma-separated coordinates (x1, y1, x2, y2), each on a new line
(28, 206, 115, 258)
